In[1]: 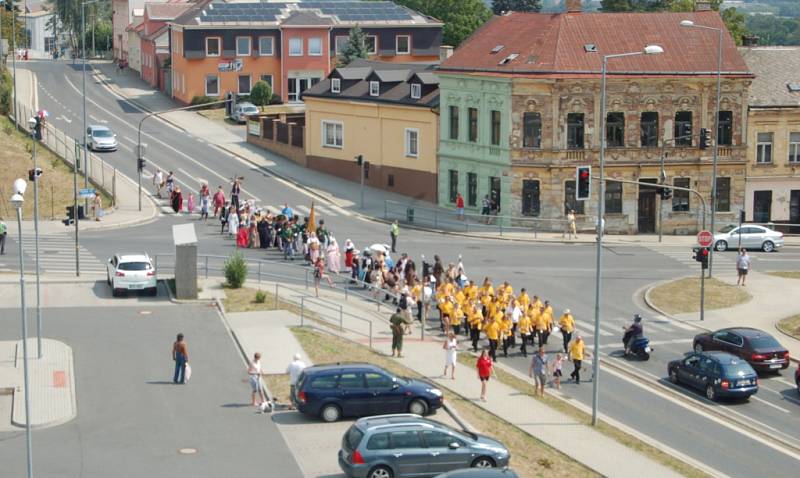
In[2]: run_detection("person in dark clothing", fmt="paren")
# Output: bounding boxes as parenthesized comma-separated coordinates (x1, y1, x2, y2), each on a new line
(432, 255, 444, 286)
(257, 217, 269, 249)
(230, 179, 241, 211)
(219, 203, 229, 234)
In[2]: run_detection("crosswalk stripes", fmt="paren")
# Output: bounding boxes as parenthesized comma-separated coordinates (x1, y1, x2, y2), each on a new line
(156, 199, 342, 218)
(17, 234, 105, 274)
(645, 246, 734, 270)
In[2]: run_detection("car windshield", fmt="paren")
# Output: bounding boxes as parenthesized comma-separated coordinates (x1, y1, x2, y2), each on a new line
(345, 426, 364, 451)
(718, 225, 736, 233)
(749, 336, 781, 349)
(244, 107, 258, 113)
(118, 262, 151, 271)
(93, 130, 113, 138)
(722, 362, 754, 377)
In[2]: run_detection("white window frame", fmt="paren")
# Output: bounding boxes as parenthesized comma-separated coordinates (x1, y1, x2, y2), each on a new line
(405, 128, 419, 158)
(369, 81, 379, 97)
(789, 132, 800, 163)
(322, 120, 344, 149)
(236, 36, 251, 57)
(366, 35, 378, 54)
(205, 75, 220, 97)
(410, 83, 421, 99)
(331, 78, 341, 94)
(334, 35, 349, 55)
(308, 37, 323, 56)
(259, 74, 273, 88)
(205, 36, 221, 57)
(288, 37, 303, 56)
(756, 132, 773, 164)
(238, 74, 251, 95)
(395, 35, 411, 55)
(258, 36, 274, 56)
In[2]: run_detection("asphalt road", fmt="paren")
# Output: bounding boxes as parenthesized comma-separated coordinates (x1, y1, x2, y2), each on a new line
(15, 59, 800, 475)
(0, 303, 303, 478)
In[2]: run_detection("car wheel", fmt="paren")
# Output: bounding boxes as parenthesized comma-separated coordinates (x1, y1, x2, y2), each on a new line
(796, 379, 799, 396)
(107, 273, 111, 285)
(112, 288, 121, 298)
(669, 369, 679, 384)
(715, 240, 727, 252)
(408, 399, 428, 416)
(367, 466, 393, 478)
(762, 241, 775, 253)
(693, 342, 704, 353)
(706, 385, 717, 401)
(471, 457, 496, 468)
(148, 287, 158, 297)
(320, 404, 341, 423)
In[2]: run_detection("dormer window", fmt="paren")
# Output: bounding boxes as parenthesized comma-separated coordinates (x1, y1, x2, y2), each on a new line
(410, 83, 421, 99)
(331, 78, 341, 94)
(369, 81, 380, 97)
(498, 53, 518, 65)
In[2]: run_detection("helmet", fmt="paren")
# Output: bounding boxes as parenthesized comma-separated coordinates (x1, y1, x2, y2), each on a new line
(633, 314, 642, 323)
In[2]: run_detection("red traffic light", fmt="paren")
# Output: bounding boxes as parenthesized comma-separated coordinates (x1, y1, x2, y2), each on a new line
(580, 170, 589, 179)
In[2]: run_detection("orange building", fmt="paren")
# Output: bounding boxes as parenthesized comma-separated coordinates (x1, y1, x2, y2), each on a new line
(169, 1, 443, 104)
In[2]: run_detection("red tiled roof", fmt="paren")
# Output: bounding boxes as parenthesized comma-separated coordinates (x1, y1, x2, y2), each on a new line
(146, 2, 192, 20)
(438, 11, 751, 77)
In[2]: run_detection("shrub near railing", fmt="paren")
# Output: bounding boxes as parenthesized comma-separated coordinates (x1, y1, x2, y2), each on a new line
(224, 252, 247, 288)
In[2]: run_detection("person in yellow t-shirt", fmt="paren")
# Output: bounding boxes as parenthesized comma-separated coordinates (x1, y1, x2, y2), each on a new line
(484, 318, 500, 361)
(517, 312, 532, 357)
(500, 315, 513, 358)
(535, 305, 552, 348)
(479, 278, 494, 300)
(518, 288, 530, 311)
(440, 297, 454, 333)
(558, 309, 576, 354)
(410, 281, 423, 322)
(531, 295, 542, 312)
(465, 281, 478, 301)
(468, 303, 483, 352)
(569, 336, 587, 384)
(452, 301, 465, 335)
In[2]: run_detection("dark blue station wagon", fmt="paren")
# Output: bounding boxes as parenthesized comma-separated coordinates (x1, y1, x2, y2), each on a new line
(292, 363, 444, 422)
(668, 351, 759, 401)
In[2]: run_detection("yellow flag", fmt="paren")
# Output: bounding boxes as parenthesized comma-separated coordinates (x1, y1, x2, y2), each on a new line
(306, 201, 317, 234)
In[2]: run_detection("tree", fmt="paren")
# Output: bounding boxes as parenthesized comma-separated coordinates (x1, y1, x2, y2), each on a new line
(492, 0, 542, 15)
(394, 0, 492, 47)
(337, 25, 369, 67)
(249, 80, 272, 106)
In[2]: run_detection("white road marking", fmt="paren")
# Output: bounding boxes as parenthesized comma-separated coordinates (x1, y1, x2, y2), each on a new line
(598, 338, 692, 350)
(119, 143, 133, 153)
(295, 205, 311, 214)
(177, 168, 202, 184)
(122, 136, 137, 145)
(88, 115, 107, 124)
(750, 396, 791, 414)
(57, 115, 72, 124)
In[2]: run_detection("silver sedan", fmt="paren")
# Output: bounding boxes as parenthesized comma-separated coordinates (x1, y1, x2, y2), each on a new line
(713, 224, 784, 252)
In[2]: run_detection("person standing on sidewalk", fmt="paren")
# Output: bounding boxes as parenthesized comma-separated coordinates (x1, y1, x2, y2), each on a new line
(529, 346, 549, 396)
(456, 193, 465, 220)
(247, 352, 265, 407)
(558, 309, 575, 354)
(390, 308, 405, 358)
(286, 353, 307, 406)
(476, 350, 494, 401)
(443, 331, 458, 379)
(172, 333, 188, 384)
(563, 209, 577, 239)
(390, 220, 399, 253)
(0, 218, 6, 255)
(569, 336, 585, 384)
(736, 249, 751, 286)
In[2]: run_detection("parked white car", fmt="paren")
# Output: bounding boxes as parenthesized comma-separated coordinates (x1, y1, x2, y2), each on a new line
(231, 102, 259, 124)
(86, 125, 118, 151)
(713, 224, 784, 252)
(107, 253, 157, 296)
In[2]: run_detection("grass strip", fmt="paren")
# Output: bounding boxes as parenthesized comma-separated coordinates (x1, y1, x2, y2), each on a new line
(766, 271, 800, 280)
(777, 314, 800, 340)
(292, 326, 600, 478)
(649, 277, 750, 315)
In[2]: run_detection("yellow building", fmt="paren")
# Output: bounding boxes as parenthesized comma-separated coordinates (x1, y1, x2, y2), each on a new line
(302, 60, 439, 202)
(740, 47, 800, 225)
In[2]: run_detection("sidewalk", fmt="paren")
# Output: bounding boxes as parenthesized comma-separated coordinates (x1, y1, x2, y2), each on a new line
(210, 277, 684, 478)
(647, 270, 800, 358)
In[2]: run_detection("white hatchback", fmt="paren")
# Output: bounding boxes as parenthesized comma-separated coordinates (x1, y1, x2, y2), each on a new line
(107, 254, 157, 296)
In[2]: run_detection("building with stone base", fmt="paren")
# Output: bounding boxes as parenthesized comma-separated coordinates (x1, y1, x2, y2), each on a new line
(436, 3, 752, 234)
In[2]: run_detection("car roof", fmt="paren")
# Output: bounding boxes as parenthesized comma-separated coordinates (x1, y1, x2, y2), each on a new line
(89, 125, 111, 131)
(355, 414, 445, 431)
(698, 351, 745, 364)
(303, 362, 384, 374)
(436, 469, 519, 478)
(720, 327, 769, 338)
(117, 254, 150, 263)
(238, 102, 257, 108)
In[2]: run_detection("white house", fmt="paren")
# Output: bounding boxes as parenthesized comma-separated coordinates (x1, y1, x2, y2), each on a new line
(19, 0, 57, 57)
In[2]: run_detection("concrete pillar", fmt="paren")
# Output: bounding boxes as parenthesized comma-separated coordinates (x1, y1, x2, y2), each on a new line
(172, 224, 198, 300)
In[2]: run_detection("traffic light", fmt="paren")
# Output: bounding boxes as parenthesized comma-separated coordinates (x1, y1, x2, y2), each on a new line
(699, 128, 711, 149)
(34, 116, 42, 140)
(137, 158, 146, 171)
(356, 154, 363, 166)
(693, 246, 710, 269)
(660, 187, 672, 200)
(28, 168, 42, 181)
(576, 166, 591, 201)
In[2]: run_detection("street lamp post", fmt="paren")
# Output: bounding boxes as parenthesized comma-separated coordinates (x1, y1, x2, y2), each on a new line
(10, 0, 18, 129)
(11, 179, 33, 478)
(592, 45, 663, 426)
(681, 20, 723, 277)
(81, 0, 98, 213)
(28, 117, 42, 359)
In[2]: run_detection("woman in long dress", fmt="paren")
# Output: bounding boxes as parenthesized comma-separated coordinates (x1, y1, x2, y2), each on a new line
(237, 223, 249, 248)
(227, 209, 239, 237)
(248, 221, 259, 248)
(308, 235, 321, 265)
(326, 237, 341, 273)
(171, 186, 183, 213)
(443, 331, 458, 379)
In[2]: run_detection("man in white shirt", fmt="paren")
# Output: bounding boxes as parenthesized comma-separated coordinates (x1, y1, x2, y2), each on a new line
(286, 353, 307, 407)
(153, 169, 164, 198)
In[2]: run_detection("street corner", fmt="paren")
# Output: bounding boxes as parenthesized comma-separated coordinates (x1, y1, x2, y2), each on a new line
(0, 338, 77, 430)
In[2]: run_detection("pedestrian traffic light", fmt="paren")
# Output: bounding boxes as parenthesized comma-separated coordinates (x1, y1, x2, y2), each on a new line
(699, 128, 711, 149)
(576, 166, 591, 201)
(355, 154, 363, 166)
(693, 246, 710, 269)
(137, 158, 146, 171)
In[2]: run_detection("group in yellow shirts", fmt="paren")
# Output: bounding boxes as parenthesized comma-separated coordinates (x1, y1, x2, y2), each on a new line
(433, 276, 584, 377)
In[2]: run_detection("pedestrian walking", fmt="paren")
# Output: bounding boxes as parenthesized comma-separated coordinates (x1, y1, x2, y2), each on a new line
(213, 186, 225, 217)
(153, 169, 164, 198)
(564, 209, 577, 239)
(171, 186, 183, 213)
(456, 192, 465, 220)
(199, 183, 210, 222)
(558, 309, 575, 354)
(227, 207, 239, 237)
(390, 308, 405, 358)
(92, 194, 102, 221)
(481, 195, 491, 224)
(552, 353, 564, 390)
(476, 350, 494, 401)
(247, 352, 266, 408)
(172, 333, 188, 384)
(529, 346, 549, 396)
(443, 331, 458, 379)
(326, 237, 341, 273)
(390, 220, 399, 253)
(286, 353, 306, 407)
(165, 171, 175, 196)
(187, 193, 196, 215)
(569, 336, 585, 384)
(313, 257, 334, 297)
(230, 178, 242, 211)
(0, 218, 7, 255)
(736, 249, 751, 286)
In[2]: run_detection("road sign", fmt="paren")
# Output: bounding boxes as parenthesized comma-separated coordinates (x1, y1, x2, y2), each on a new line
(78, 188, 96, 199)
(697, 230, 713, 247)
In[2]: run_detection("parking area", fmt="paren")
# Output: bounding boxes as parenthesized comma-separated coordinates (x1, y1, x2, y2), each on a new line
(273, 408, 462, 478)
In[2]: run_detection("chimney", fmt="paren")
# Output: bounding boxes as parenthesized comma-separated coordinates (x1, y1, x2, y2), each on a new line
(439, 45, 454, 62)
(565, 0, 582, 13)
(694, 0, 711, 11)
(741, 34, 760, 47)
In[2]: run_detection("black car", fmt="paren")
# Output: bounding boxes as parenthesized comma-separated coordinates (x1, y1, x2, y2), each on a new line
(435, 469, 519, 478)
(693, 327, 790, 372)
(292, 363, 444, 422)
(668, 351, 758, 401)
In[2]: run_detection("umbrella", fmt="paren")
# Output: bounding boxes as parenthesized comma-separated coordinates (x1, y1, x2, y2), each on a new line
(306, 201, 317, 234)
(37, 109, 49, 118)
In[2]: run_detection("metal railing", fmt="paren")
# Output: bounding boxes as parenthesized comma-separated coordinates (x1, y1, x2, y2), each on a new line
(384, 200, 570, 236)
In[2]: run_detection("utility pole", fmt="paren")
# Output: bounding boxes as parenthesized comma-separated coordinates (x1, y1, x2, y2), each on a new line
(29, 120, 42, 358)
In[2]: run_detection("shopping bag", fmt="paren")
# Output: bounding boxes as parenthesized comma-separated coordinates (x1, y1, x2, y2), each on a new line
(184, 363, 192, 382)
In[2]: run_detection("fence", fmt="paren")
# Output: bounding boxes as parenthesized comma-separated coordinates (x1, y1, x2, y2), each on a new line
(384, 200, 570, 236)
(153, 253, 408, 349)
(12, 100, 118, 210)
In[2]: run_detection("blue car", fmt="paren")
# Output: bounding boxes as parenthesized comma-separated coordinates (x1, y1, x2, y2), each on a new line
(292, 363, 444, 422)
(668, 351, 758, 401)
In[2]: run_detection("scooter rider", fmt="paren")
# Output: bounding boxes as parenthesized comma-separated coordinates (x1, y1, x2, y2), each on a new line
(622, 314, 644, 355)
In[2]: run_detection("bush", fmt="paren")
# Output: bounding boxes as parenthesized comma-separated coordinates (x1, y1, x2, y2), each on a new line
(224, 252, 247, 289)
(269, 93, 283, 105)
(190, 95, 217, 110)
(254, 290, 267, 304)
(0, 71, 12, 115)
(249, 80, 272, 106)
